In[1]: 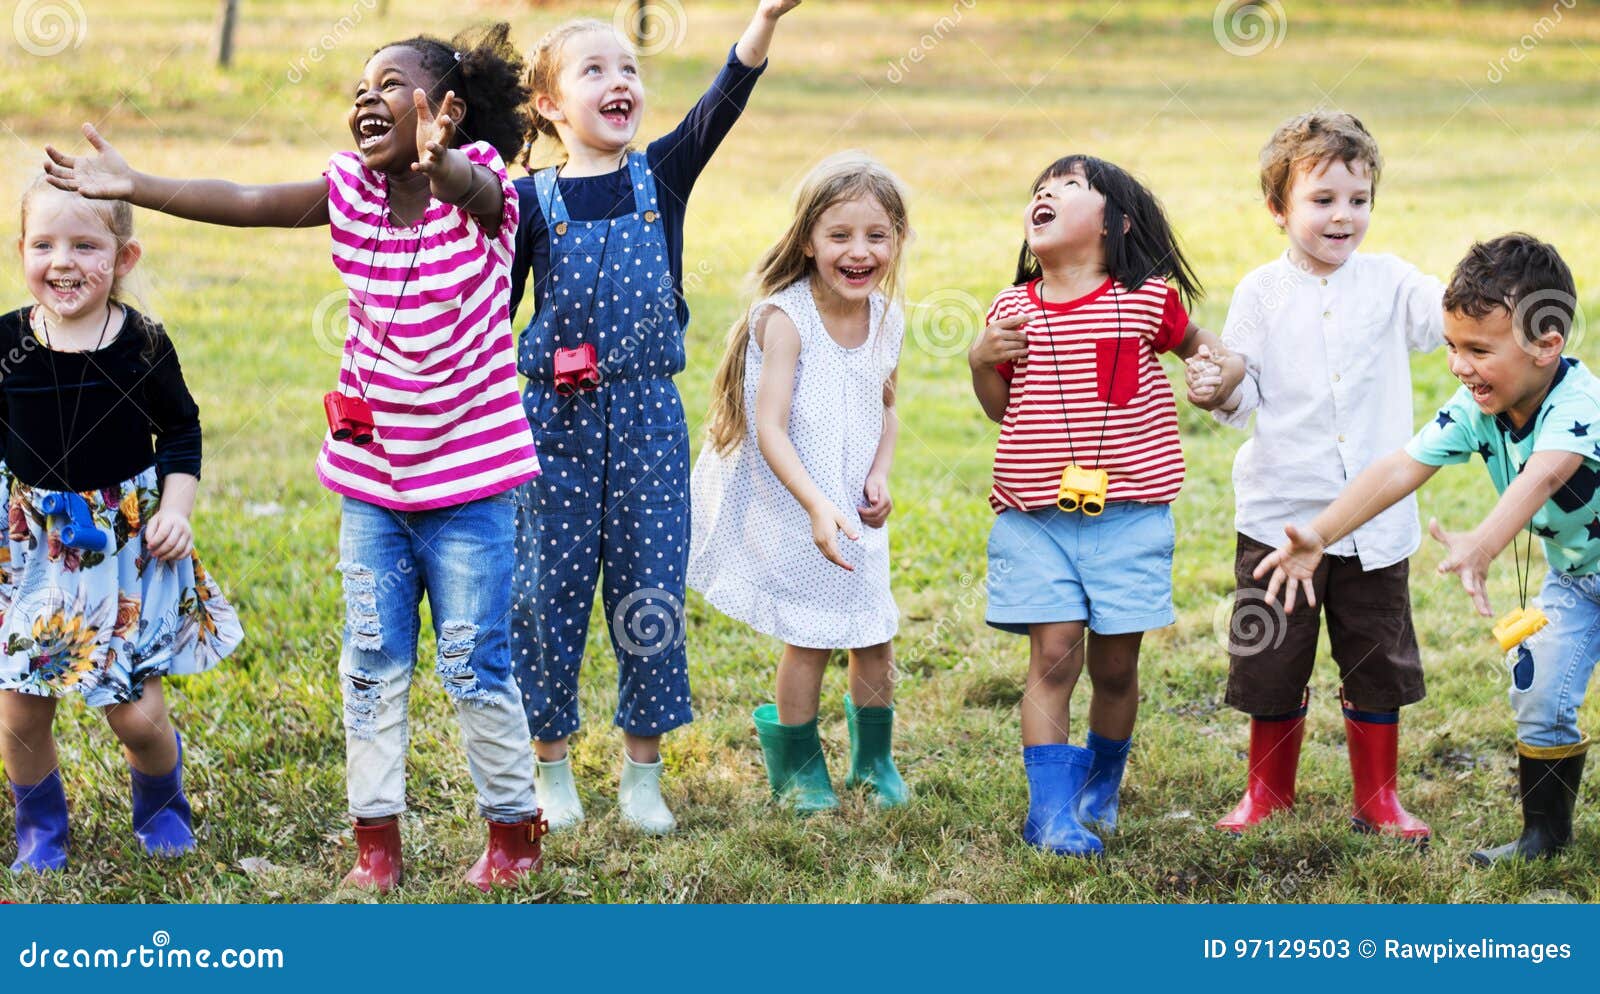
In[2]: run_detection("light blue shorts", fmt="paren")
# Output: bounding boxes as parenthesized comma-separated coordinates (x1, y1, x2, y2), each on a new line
(986, 502, 1176, 636)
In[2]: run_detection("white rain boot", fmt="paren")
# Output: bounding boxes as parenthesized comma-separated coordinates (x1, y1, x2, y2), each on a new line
(618, 753, 677, 835)
(533, 756, 585, 832)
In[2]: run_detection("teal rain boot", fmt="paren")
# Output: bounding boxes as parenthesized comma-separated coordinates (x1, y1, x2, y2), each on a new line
(752, 704, 839, 814)
(844, 694, 909, 808)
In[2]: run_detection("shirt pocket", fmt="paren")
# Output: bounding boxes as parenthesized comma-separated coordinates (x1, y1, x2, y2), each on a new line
(1095, 337, 1140, 406)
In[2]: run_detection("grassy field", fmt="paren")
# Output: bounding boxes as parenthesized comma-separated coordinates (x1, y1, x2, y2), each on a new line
(1, 0, 1599, 903)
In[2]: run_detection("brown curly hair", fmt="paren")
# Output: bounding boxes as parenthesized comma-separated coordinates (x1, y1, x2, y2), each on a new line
(1259, 111, 1382, 218)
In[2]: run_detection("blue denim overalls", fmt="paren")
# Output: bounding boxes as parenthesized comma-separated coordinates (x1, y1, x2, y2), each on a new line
(511, 152, 693, 741)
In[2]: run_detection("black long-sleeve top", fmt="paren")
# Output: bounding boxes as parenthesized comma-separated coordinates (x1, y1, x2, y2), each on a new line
(509, 46, 766, 330)
(0, 306, 202, 491)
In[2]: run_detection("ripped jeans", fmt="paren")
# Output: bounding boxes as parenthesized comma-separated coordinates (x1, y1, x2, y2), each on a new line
(1511, 568, 1600, 749)
(337, 494, 537, 822)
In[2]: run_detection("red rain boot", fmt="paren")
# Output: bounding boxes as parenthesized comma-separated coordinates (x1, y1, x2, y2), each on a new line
(1216, 696, 1308, 833)
(465, 812, 548, 891)
(342, 818, 403, 892)
(1343, 701, 1430, 841)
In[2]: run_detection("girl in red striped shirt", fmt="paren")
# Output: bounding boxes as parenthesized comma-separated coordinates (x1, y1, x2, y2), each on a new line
(967, 155, 1242, 857)
(45, 24, 549, 893)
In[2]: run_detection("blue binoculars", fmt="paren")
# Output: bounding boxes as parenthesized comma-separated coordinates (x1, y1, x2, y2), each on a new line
(39, 492, 108, 553)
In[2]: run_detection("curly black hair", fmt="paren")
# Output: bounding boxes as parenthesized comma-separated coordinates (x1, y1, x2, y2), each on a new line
(381, 22, 532, 164)
(1445, 233, 1576, 345)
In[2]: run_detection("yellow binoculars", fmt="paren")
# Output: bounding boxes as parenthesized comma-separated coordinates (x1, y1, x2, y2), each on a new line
(1493, 605, 1548, 652)
(1057, 465, 1108, 516)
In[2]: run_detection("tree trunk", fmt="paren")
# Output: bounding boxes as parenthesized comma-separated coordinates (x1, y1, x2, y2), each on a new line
(217, 0, 238, 68)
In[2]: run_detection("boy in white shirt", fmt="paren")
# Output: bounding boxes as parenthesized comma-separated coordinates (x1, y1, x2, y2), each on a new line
(1195, 111, 1444, 839)
(1254, 234, 1595, 865)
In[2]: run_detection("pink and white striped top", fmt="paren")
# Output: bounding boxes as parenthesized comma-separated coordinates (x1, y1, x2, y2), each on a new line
(316, 141, 540, 511)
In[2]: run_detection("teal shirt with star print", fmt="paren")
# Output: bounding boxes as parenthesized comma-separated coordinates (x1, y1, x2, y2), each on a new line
(1405, 358, 1600, 576)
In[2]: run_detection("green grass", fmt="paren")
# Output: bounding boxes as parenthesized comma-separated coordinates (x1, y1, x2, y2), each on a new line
(2, 0, 1600, 903)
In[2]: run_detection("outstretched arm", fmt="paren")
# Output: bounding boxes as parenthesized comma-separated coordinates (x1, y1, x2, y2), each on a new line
(735, 0, 802, 67)
(1428, 449, 1584, 616)
(45, 124, 328, 228)
(1254, 449, 1440, 611)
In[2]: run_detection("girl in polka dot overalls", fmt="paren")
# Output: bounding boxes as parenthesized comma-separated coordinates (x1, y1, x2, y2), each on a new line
(690, 152, 910, 814)
(507, 2, 800, 834)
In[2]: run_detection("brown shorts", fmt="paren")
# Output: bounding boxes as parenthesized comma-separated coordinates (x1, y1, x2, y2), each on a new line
(1224, 533, 1424, 716)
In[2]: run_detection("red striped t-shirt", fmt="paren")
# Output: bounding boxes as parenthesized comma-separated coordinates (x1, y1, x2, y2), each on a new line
(987, 277, 1187, 512)
(316, 141, 540, 511)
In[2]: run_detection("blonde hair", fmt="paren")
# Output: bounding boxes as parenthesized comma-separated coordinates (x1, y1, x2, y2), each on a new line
(705, 151, 911, 456)
(1259, 110, 1383, 217)
(522, 18, 630, 169)
(19, 175, 160, 344)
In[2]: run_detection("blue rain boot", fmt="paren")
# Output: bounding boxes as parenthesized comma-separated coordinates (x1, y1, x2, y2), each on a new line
(1078, 731, 1131, 833)
(129, 731, 196, 856)
(1022, 744, 1103, 857)
(9, 770, 69, 872)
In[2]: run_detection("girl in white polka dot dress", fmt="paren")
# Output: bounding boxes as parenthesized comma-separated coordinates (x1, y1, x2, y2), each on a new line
(690, 152, 910, 813)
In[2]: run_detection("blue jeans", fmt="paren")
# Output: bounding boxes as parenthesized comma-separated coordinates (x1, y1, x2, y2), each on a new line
(1514, 569, 1600, 748)
(337, 494, 536, 821)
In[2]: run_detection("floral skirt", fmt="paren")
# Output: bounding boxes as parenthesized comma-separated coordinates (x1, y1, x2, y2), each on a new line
(0, 465, 243, 706)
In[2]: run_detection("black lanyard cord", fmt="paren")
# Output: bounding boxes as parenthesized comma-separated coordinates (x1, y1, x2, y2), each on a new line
(1038, 278, 1124, 470)
(343, 187, 424, 402)
(1499, 430, 1536, 611)
(36, 303, 113, 487)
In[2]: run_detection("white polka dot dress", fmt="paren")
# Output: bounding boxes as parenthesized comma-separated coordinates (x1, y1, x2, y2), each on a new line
(688, 278, 902, 649)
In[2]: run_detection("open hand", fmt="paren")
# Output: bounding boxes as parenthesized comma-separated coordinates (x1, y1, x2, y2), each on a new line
(1251, 522, 1325, 613)
(43, 123, 136, 200)
(969, 312, 1029, 369)
(810, 502, 859, 571)
(759, 0, 803, 19)
(1185, 344, 1224, 405)
(1429, 517, 1493, 617)
(859, 475, 892, 528)
(411, 88, 462, 175)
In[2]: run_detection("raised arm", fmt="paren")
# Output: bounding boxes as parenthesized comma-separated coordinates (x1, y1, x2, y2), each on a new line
(411, 90, 505, 230)
(45, 124, 328, 228)
(735, 0, 802, 68)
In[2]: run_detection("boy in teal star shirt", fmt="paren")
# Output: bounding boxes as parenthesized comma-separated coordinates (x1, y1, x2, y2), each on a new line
(1256, 233, 1598, 866)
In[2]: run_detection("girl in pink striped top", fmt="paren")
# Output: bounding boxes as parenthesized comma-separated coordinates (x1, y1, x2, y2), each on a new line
(966, 154, 1243, 858)
(45, 23, 547, 894)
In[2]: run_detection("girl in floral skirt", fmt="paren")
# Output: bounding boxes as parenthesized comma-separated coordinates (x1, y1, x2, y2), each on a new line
(0, 179, 242, 873)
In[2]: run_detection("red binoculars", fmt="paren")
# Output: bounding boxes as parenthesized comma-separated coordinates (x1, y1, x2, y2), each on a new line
(323, 391, 375, 446)
(553, 344, 600, 396)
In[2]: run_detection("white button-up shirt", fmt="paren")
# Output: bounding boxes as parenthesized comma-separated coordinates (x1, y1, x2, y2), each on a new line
(1215, 251, 1444, 570)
